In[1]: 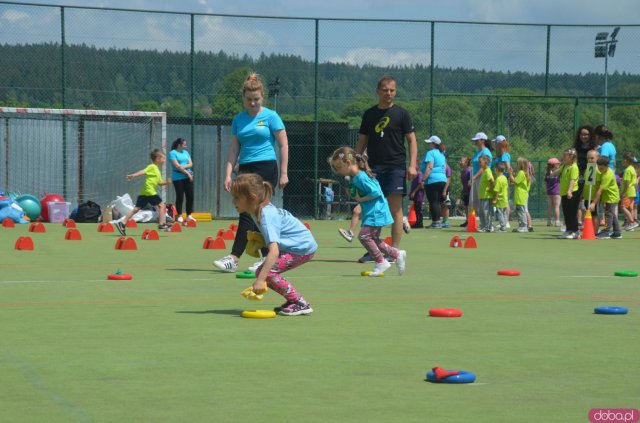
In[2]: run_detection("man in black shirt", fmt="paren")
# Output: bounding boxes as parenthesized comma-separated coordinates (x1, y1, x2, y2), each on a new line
(356, 75, 418, 253)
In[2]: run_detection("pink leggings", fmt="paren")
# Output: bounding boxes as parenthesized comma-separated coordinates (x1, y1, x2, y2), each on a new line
(256, 252, 314, 302)
(359, 226, 399, 263)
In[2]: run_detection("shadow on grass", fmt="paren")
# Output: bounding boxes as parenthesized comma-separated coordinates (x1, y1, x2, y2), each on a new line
(176, 309, 243, 317)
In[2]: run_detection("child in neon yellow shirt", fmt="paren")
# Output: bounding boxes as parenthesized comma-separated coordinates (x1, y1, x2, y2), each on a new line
(477, 154, 494, 232)
(492, 163, 509, 232)
(508, 157, 532, 233)
(620, 152, 638, 230)
(590, 156, 621, 239)
(116, 149, 172, 236)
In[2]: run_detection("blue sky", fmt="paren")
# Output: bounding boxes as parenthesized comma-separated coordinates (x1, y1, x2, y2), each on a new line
(1, 0, 639, 73)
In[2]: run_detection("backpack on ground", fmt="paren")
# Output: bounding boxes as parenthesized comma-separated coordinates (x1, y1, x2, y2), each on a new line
(74, 201, 102, 223)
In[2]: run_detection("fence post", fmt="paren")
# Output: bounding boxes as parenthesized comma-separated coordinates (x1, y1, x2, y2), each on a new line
(313, 19, 320, 219)
(190, 14, 195, 152)
(545, 25, 551, 96)
(61, 6, 67, 200)
(429, 21, 435, 135)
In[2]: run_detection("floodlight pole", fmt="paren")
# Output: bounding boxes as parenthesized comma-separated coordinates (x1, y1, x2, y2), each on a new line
(594, 27, 620, 125)
(604, 53, 609, 125)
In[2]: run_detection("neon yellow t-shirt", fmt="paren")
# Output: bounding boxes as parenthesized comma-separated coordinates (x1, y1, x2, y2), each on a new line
(478, 168, 494, 200)
(622, 165, 637, 198)
(513, 170, 531, 206)
(581, 167, 601, 202)
(559, 163, 579, 196)
(140, 163, 162, 196)
(599, 168, 620, 204)
(493, 174, 508, 208)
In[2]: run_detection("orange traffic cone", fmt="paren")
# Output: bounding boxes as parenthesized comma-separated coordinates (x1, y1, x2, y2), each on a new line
(581, 209, 596, 240)
(408, 202, 417, 227)
(466, 208, 478, 233)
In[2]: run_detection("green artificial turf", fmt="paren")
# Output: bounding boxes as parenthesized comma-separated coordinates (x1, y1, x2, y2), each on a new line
(1, 220, 638, 422)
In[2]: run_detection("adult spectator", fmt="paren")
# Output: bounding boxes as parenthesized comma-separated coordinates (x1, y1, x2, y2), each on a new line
(168, 137, 194, 223)
(420, 136, 448, 228)
(213, 73, 289, 273)
(594, 124, 616, 171)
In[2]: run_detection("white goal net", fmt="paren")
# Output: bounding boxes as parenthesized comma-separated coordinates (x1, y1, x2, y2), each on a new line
(0, 107, 166, 209)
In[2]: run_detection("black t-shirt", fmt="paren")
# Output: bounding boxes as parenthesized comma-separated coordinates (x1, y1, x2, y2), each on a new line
(359, 104, 414, 167)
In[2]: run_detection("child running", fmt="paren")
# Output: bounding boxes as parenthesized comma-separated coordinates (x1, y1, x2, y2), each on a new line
(231, 173, 317, 315)
(329, 147, 407, 277)
(116, 148, 171, 236)
(620, 152, 638, 230)
(508, 157, 532, 233)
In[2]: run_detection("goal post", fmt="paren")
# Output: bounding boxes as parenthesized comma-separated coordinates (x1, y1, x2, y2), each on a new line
(0, 107, 166, 210)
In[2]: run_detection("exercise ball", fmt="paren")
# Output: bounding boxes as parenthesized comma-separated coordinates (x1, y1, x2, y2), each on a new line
(41, 193, 66, 222)
(16, 195, 42, 221)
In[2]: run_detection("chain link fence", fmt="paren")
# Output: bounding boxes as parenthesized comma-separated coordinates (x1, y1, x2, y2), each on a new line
(1, 2, 640, 217)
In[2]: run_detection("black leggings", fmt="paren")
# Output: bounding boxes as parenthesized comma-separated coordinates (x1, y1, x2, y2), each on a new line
(561, 193, 581, 232)
(172, 178, 194, 216)
(425, 181, 446, 222)
(231, 160, 279, 258)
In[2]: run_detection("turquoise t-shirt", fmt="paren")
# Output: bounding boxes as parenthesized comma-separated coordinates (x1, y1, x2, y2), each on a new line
(472, 147, 493, 176)
(599, 141, 616, 170)
(168, 149, 192, 181)
(232, 107, 285, 164)
(492, 152, 511, 175)
(420, 149, 447, 184)
(352, 171, 394, 227)
(255, 203, 317, 256)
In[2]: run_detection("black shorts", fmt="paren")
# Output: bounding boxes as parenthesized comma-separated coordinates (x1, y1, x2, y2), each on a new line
(238, 160, 278, 188)
(372, 165, 406, 196)
(135, 195, 163, 208)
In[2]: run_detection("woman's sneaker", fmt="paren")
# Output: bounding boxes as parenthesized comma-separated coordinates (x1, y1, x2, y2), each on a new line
(338, 228, 354, 242)
(213, 255, 238, 273)
(279, 300, 313, 316)
(248, 257, 266, 273)
(396, 250, 407, 275)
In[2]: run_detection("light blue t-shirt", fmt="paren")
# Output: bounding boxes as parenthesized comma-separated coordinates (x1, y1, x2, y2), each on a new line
(420, 149, 447, 184)
(472, 147, 493, 176)
(492, 152, 511, 175)
(232, 107, 285, 164)
(168, 149, 192, 181)
(255, 204, 317, 256)
(599, 141, 616, 169)
(352, 171, 394, 227)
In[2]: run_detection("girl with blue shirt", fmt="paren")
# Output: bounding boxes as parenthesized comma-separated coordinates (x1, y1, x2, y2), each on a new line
(471, 132, 493, 213)
(214, 73, 290, 274)
(420, 136, 448, 228)
(231, 173, 316, 316)
(330, 147, 407, 277)
(168, 138, 194, 223)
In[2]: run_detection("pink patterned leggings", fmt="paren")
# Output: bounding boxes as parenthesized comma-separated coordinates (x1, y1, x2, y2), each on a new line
(256, 252, 315, 302)
(358, 225, 399, 263)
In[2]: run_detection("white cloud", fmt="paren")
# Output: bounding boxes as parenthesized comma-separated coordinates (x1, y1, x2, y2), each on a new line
(2, 9, 30, 22)
(326, 47, 431, 67)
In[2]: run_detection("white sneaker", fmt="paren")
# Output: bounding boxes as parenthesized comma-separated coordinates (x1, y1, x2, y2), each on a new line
(402, 216, 411, 234)
(506, 222, 511, 229)
(563, 232, 579, 239)
(555, 220, 562, 227)
(560, 225, 566, 232)
(338, 228, 354, 242)
(248, 257, 266, 273)
(516, 227, 528, 233)
(187, 214, 196, 222)
(396, 250, 407, 276)
(368, 260, 391, 277)
(177, 216, 184, 223)
(213, 255, 238, 273)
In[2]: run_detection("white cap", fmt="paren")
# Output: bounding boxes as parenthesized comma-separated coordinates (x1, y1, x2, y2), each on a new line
(471, 132, 488, 141)
(425, 135, 441, 145)
(493, 135, 506, 142)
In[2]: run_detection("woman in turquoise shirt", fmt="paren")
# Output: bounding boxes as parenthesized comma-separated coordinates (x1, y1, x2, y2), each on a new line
(420, 136, 448, 228)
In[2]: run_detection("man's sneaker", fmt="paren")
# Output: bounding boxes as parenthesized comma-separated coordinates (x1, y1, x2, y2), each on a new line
(396, 250, 407, 276)
(213, 255, 238, 273)
(368, 260, 391, 277)
(611, 231, 622, 239)
(279, 300, 313, 316)
(460, 221, 468, 228)
(248, 257, 266, 273)
(338, 228, 354, 242)
(358, 253, 374, 263)
(158, 223, 171, 230)
(441, 221, 451, 228)
(187, 215, 197, 222)
(115, 221, 126, 236)
(402, 216, 411, 234)
(273, 300, 294, 313)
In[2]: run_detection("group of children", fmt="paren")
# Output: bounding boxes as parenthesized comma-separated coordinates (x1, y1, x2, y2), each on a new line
(545, 148, 639, 239)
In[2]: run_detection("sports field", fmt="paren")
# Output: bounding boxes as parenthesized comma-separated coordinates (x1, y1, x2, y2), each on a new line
(1, 220, 638, 422)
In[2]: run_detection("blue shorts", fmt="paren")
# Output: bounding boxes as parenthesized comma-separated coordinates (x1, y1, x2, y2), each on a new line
(635, 191, 639, 205)
(372, 165, 406, 197)
(135, 195, 163, 208)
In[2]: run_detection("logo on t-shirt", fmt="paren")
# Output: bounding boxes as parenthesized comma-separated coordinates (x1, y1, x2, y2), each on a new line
(375, 117, 390, 134)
